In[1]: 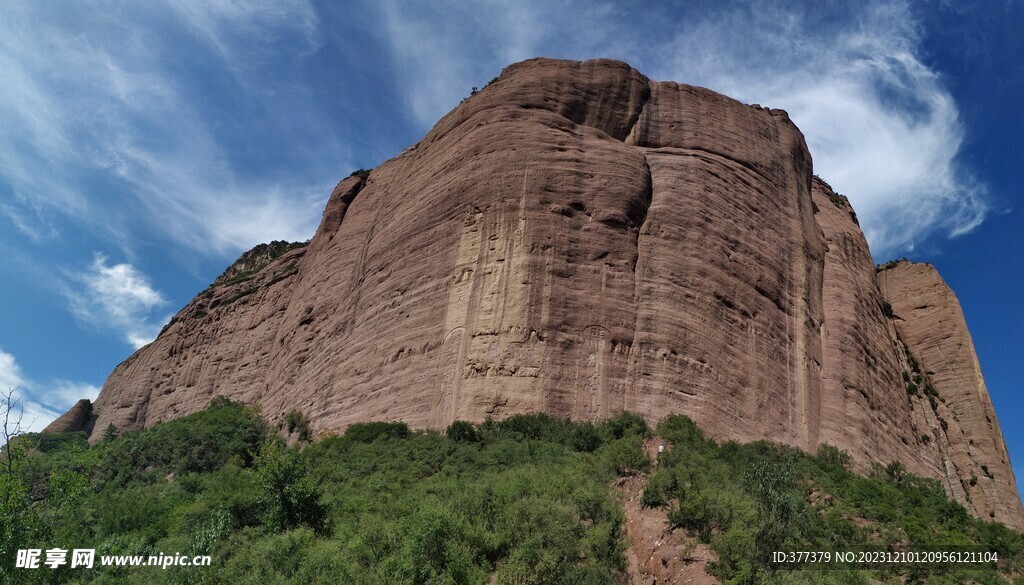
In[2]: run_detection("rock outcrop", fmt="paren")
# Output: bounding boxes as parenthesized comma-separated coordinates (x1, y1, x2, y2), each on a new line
(54, 58, 1021, 529)
(41, 398, 92, 434)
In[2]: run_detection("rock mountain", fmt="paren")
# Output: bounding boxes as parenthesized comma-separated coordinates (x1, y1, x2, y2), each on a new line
(47, 58, 1022, 530)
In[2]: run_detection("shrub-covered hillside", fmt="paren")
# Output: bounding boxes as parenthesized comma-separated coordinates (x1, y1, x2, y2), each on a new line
(646, 416, 1023, 584)
(1, 398, 1021, 584)
(1, 400, 647, 584)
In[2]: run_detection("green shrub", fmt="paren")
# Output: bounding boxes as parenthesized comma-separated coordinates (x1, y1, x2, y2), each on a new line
(570, 422, 603, 452)
(816, 443, 851, 469)
(12, 408, 1024, 584)
(885, 461, 907, 484)
(445, 420, 478, 443)
(495, 412, 570, 442)
(597, 436, 649, 477)
(876, 259, 904, 272)
(343, 421, 410, 443)
(24, 430, 88, 453)
(283, 409, 312, 442)
(102, 423, 120, 441)
(603, 411, 650, 440)
(906, 381, 920, 397)
(641, 483, 666, 508)
(668, 482, 750, 542)
(656, 413, 706, 448)
(97, 396, 268, 484)
(747, 455, 801, 564)
(254, 441, 328, 535)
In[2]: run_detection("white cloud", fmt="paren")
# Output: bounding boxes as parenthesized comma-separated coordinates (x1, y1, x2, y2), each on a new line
(0, 349, 24, 391)
(4, 395, 59, 436)
(376, 0, 630, 129)
(0, 349, 99, 434)
(0, 0, 990, 263)
(67, 254, 169, 349)
(166, 0, 321, 61)
(0, 0, 334, 256)
(101, 140, 331, 254)
(650, 1, 986, 257)
(46, 380, 102, 408)
(375, 0, 986, 258)
(0, 197, 59, 244)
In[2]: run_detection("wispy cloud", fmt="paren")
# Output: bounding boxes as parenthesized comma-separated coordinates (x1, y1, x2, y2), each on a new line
(66, 254, 170, 349)
(0, 0, 336, 256)
(45, 380, 102, 410)
(0, 349, 23, 392)
(166, 0, 321, 61)
(0, 348, 99, 434)
(375, 0, 986, 258)
(0, 358, 43, 437)
(650, 1, 986, 257)
(376, 0, 629, 129)
(0, 196, 58, 244)
(0, 0, 991, 264)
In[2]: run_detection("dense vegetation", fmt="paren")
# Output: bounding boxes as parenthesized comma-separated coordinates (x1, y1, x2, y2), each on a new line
(2, 401, 647, 584)
(645, 415, 1024, 584)
(1, 399, 1021, 584)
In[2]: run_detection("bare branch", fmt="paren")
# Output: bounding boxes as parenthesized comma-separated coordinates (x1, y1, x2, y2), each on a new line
(2, 386, 28, 511)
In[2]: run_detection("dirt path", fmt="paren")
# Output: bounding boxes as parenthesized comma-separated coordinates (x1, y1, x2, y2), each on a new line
(616, 437, 719, 585)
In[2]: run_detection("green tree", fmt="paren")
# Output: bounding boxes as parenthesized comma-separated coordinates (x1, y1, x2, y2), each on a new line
(101, 423, 119, 442)
(445, 420, 478, 443)
(254, 441, 328, 535)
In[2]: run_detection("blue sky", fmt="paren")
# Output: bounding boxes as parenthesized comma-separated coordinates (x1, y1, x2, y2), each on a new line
(0, 0, 1020, 495)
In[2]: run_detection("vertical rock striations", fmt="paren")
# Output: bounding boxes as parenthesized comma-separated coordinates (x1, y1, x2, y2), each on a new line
(59, 58, 1021, 529)
(878, 261, 1024, 529)
(624, 83, 826, 451)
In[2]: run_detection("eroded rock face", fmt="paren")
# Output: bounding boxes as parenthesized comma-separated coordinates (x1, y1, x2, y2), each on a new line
(878, 261, 1024, 528)
(813, 181, 928, 475)
(63, 58, 1021, 529)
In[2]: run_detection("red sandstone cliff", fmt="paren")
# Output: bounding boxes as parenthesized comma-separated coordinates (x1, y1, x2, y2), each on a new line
(46, 58, 1022, 530)
(877, 261, 1023, 528)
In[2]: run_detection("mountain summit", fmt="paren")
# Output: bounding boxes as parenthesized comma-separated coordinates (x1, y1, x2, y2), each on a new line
(49, 58, 1022, 530)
